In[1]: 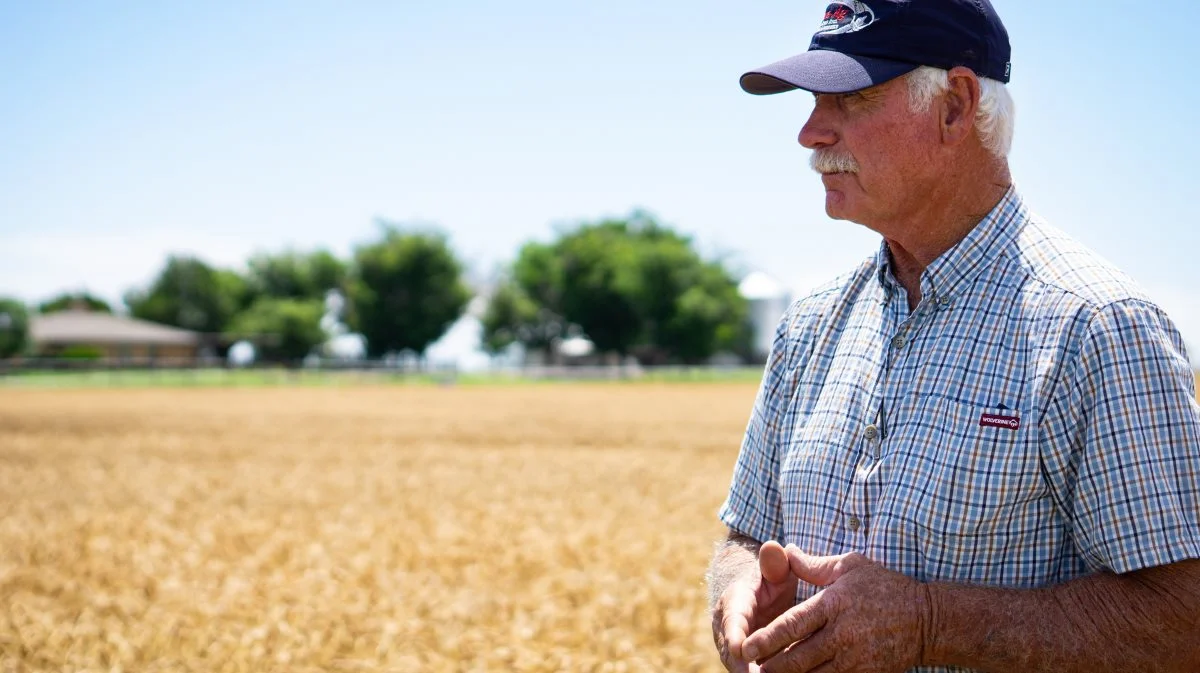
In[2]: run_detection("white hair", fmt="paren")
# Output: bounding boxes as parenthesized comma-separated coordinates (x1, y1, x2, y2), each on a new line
(905, 66, 1014, 158)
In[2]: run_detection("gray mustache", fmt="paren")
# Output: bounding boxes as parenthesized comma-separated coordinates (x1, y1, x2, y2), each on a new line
(810, 150, 860, 174)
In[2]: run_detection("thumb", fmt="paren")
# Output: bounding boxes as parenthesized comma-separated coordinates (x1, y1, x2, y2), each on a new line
(784, 546, 866, 586)
(758, 540, 790, 584)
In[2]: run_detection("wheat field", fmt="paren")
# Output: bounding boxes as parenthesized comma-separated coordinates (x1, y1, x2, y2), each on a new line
(0, 382, 757, 672)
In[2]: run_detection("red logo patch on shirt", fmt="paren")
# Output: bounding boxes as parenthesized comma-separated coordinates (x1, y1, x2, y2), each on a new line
(979, 413, 1020, 430)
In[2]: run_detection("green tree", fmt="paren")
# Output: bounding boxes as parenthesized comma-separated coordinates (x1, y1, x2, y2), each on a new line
(245, 249, 347, 302)
(485, 222, 645, 357)
(555, 222, 644, 355)
(511, 242, 562, 309)
(225, 297, 326, 361)
(481, 243, 569, 354)
(124, 255, 245, 333)
(0, 298, 29, 359)
(657, 261, 751, 363)
(623, 226, 703, 361)
(38, 292, 113, 314)
(481, 280, 554, 353)
(347, 225, 471, 357)
(216, 268, 254, 314)
(623, 229, 751, 363)
(483, 211, 749, 364)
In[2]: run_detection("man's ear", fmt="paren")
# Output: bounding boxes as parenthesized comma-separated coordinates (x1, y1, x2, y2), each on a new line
(941, 66, 981, 146)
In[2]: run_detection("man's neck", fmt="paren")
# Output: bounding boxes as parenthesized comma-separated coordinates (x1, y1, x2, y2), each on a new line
(880, 165, 1011, 310)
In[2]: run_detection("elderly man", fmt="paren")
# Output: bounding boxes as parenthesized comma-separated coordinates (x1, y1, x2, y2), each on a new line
(707, 2, 1200, 672)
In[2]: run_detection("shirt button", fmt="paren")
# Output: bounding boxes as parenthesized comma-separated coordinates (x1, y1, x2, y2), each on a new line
(847, 515, 861, 532)
(938, 296, 952, 307)
(864, 424, 879, 440)
(891, 334, 907, 349)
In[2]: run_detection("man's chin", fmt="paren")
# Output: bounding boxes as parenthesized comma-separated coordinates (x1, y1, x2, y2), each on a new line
(823, 188, 849, 219)
(824, 198, 874, 228)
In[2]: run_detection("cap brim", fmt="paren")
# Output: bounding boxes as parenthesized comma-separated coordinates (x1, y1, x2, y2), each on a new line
(740, 49, 919, 95)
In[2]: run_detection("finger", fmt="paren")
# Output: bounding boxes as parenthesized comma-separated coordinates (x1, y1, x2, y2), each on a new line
(722, 608, 752, 661)
(758, 627, 835, 673)
(759, 540, 790, 584)
(721, 650, 752, 673)
(741, 593, 827, 663)
(784, 546, 867, 586)
(720, 585, 757, 660)
(716, 621, 752, 673)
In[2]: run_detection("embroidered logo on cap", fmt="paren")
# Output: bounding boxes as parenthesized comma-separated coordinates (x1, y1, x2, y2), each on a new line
(816, 1, 876, 35)
(979, 413, 1020, 430)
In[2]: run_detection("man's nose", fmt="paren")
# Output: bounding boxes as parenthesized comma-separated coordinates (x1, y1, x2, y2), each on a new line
(798, 99, 837, 150)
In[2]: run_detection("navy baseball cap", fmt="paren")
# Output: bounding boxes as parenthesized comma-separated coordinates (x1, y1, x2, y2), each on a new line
(741, 0, 1011, 95)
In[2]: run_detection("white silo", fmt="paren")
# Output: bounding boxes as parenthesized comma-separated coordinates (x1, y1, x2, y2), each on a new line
(738, 271, 792, 363)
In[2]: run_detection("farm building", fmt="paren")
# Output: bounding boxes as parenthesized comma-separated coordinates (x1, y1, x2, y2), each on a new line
(738, 271, 792, 363)
(29, 310, 203, 362)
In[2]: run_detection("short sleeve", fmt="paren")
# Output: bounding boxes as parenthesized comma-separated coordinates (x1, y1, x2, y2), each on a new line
(1042, 299, 1200, 573)
(717, 310, 793, 544)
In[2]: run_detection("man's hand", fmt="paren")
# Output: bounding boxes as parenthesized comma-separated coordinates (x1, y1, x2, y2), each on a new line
(712, 540, 798, 672)
(740, 546, 930, 673)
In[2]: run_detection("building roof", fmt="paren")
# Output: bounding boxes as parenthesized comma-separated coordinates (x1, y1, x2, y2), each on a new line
(30, 310, 200, 346)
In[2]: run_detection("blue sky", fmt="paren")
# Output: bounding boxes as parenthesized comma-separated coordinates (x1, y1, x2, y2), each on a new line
(3, 2, 1198, 352)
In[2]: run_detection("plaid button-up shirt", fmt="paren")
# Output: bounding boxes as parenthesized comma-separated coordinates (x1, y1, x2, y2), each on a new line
(719, 187, 1200, 671)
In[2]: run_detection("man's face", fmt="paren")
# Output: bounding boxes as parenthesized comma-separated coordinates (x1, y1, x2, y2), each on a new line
(799, 75, 942, 227)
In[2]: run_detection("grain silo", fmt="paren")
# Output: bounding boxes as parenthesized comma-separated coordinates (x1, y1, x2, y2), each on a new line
(738, 271, 791, 363)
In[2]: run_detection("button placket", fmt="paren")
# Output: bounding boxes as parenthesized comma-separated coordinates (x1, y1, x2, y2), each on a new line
(862, 423, 882, 460)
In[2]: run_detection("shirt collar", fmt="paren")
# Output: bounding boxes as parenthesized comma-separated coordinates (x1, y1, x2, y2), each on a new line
(873, 185, 1027, 306)
(874, 242, 898, 297)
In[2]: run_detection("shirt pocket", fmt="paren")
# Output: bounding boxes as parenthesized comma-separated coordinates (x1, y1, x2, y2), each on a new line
(886, 395, 1047, 541)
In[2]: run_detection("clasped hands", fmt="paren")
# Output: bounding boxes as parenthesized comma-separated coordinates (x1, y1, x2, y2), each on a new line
(713, 541, 932, 673)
